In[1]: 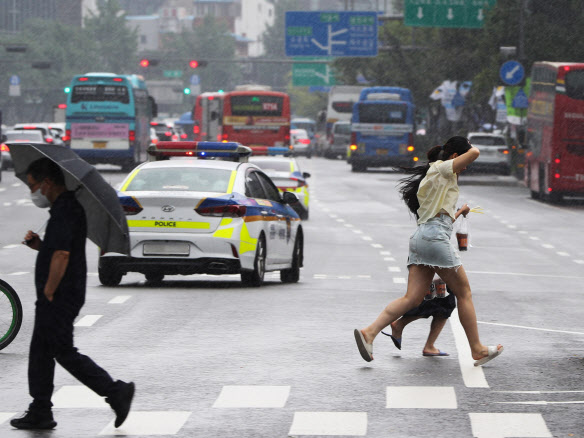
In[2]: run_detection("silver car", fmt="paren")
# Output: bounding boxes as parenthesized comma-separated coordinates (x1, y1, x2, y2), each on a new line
(2, 129, 46, 170)
(325, 120, 351, 159)
(467, 132, 511, 175)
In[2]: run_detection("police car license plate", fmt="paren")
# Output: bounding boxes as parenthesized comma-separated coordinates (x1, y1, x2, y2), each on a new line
(143, 242, 190, 256)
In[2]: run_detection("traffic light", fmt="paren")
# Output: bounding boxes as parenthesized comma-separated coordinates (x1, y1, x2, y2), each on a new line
(183, 87, 192, 95)
(31, 61, 51, 69)
(64, 86, 71, 94)
(140, 59, 159, 67)
(189, 60, 208, 69)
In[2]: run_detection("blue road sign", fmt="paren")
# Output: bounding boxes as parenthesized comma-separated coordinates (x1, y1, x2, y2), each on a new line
(285, 11, 378, 57)
(512, 88, 529, 109)
(190, 74, 200, 85)
(9, 75, 20, 85)
(500, 60, 525, 86)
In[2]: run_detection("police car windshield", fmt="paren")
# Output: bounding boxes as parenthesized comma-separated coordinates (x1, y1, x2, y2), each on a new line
(249, 159, 291, 173)
(125, 167, 232, 192)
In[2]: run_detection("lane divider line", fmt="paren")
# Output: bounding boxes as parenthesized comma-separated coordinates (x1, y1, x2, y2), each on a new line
(74, 315, 102, 327)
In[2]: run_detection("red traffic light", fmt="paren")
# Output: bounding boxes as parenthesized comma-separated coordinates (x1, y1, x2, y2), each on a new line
(140, 59, 159, 67)
(189, 60, 199, 69)
(140, 59, 150, 67)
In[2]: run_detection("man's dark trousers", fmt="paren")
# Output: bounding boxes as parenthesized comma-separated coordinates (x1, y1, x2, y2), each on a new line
(28, 299, 118, 411)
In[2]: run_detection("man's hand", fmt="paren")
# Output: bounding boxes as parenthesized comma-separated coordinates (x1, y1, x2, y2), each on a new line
(23, 231, 41, 250)
(459, 204, 470, 217)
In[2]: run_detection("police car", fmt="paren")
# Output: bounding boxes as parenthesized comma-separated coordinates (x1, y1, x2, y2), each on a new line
(98, 142, 304, 287)
(248, 147, 310, 220)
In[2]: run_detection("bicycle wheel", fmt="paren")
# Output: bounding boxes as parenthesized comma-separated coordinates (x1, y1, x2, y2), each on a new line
(0, 279, 23, 351)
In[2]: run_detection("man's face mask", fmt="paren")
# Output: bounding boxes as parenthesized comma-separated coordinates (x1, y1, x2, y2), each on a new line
(30, 181, 50, 208)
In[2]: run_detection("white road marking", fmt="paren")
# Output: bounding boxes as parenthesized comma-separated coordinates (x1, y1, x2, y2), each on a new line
(74, 315, 102, 327)
(574, 260, 584, 264)
(11, 183, 21, 187)
(386, 386, 457, 409)
(362, 236, 372, 241)
(392, 277, 406, 284)
(357, 275, 371, 279)
(495, 390, 584, 394)
(53, 385, 109, 408)
(108, 295, 131, 304)
(466, 270, 584, 279)
(469, 413, 552, 438)
(352, 229, 363, 234)
(3, 202, 11, 207)
(0, 188, 6, 192)
(329, 214, 338, 218)
(541, 243, 554, 249)
(371, 243, 383, 248)
(556, 251, 569, 256)
(388, 266, 401, 272)
(3, 244, 20, 249)
(380, 251, 391, 255)
(213, 385, 290, 408)
(529, 236, 540, 240)
(7, 272, 29, 276)
(500, 220, 508, 224)
(507, 224, 517, 229)
(495, 400, 584, 405)
(384, 257, 396, 261)
(99, 411, 191, 436)
(478, 321, 584, 335)
(344, 223, 354, 228)
(289, 412, 367, 436)
(336, 218, 345, 223)
(0, 413, 16, 425)
(518, 230, 528, 234)
(450, 312, 489, 388)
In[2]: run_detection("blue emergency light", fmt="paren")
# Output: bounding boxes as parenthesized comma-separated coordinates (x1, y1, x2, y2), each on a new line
(147, 141, 252, 161)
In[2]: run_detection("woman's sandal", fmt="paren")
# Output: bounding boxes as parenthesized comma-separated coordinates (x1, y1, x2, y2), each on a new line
(474, 345, 504, 367)
(354, 329, 373, 362)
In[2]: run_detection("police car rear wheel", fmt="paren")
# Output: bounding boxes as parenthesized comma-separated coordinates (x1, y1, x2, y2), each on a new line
(98, 266, 122, 287)
(145, 273, 164, 284)
(241, 235, 266, 287)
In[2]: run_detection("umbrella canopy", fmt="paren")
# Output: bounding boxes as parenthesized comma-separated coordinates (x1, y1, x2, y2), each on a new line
(10, 143, 130, 255)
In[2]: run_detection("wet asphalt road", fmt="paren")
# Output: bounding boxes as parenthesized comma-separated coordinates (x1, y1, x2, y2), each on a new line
(1, 157, 583, 438)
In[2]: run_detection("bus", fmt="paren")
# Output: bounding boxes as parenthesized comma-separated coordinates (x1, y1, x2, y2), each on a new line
(64, 72, 157, 171)
(525, 61, 584, 201)
(326, 85, 365, 134)
(221, 90, 290, 147)
(192, 92, 225, 142)
(348, 86, 416, 172)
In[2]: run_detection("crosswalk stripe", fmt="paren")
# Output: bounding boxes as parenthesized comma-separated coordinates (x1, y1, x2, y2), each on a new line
(450, 312, 489, 388)
(74, 315, 102, 327)
(108, 295, 131, 304)
(98, 411, 192, 436)
(289, 412, 367, 436)
(469, 413, 552, 438)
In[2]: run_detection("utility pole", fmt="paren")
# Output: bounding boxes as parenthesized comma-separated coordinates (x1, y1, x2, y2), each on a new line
(518, 0, 526, 62)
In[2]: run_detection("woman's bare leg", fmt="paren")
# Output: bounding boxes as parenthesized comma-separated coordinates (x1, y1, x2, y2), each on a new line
(435, 265, 502, 360)
(361, 265, 435, 344)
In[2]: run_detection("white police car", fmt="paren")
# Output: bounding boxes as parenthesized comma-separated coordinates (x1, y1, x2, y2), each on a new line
(98, 142, 304, 287)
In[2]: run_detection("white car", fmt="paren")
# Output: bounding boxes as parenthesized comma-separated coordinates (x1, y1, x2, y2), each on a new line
(2, 129, 47, 170)
(98, 142, 304, 287)
(249, 154, 310, 220)
(290, 128, 313, 158)
(467, 132, 511, 175)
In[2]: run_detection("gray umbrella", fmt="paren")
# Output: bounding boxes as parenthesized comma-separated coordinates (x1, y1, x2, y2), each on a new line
(10, 143, 129, 255)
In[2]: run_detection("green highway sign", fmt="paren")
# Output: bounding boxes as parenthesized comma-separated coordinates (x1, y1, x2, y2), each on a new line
(292, 60, 336, 87)
(163, 70, 183, 78)
(404, 0, 497, 29)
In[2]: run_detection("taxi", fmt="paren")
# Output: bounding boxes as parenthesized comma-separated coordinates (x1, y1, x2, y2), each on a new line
(248, 147, 310, 220)
(98, 142, 304, 287)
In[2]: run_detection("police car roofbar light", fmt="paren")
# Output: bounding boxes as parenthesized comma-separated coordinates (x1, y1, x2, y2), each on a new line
(147, 141, 252, 161)
(249, 146, 292, 157)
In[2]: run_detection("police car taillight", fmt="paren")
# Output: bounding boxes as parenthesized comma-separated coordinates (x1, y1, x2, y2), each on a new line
(196, 204, 247, 218)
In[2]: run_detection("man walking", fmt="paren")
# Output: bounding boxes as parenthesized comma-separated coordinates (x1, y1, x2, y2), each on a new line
(11, 158, 134, 430)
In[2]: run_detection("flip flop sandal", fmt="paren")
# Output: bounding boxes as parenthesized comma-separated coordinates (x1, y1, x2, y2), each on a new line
(474, 345, 504, 367)
(354, 329, 373, 362)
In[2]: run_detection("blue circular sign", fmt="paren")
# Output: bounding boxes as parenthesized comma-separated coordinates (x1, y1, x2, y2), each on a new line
(500, 61, 525, 86)
(9, 75, 20, 85)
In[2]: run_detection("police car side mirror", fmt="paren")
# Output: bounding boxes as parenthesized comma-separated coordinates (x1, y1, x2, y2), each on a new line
(302, 172, 311, 179)
(282, 191, 299, 204)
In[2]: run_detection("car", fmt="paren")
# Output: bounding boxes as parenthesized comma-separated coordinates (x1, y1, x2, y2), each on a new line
(324, 120, 351, 159)
(150, 122, 179, 142)
(98, 141, 304, 287)
(467, 132, 511, 175)
(1, 129, 47, 170)
(12, 123, 58, 145)
(248, 151, 310, 220)
(290, 128, 312, 158)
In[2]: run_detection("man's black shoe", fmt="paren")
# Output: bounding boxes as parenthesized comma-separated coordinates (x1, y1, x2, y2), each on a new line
(107, 381, 135, 428)
(10, 410, 57, 430)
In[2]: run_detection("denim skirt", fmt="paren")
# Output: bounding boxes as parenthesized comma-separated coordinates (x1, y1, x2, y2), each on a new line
(408, 214, 462, 270)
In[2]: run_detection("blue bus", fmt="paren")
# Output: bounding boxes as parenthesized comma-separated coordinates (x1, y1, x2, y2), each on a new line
(64, 73, 157, 171)
(348, 86, 416, 172)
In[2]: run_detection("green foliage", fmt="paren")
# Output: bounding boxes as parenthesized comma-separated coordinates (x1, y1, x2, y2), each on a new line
(161, 16, 239, 92)
(288, 86, 328, 119)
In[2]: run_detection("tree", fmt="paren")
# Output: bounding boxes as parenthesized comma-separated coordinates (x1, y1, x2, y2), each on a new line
(83, 0, 138, 74)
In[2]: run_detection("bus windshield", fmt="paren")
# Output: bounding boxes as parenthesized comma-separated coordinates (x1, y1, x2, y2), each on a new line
(565, 71, 584, 100)
(357, 103, 406, 124)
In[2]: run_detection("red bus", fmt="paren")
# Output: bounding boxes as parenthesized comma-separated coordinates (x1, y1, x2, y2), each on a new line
(525, 61, 584, 201)
(192, 92, 225, 142)
(221, 90, 290, 147)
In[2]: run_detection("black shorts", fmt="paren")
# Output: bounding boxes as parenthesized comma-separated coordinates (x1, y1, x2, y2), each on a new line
(403, 292, 456, 319)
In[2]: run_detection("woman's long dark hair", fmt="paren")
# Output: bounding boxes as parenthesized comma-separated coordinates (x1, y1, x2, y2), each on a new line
(397, 136, 471, 218)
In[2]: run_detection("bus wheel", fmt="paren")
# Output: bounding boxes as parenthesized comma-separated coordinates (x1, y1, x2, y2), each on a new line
(530, 190, 539, 200)
(351, 163, 366, 172)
